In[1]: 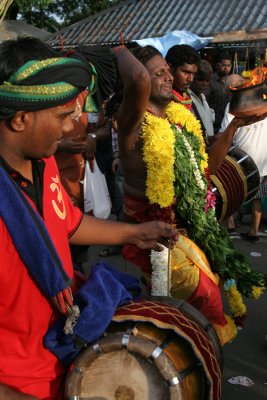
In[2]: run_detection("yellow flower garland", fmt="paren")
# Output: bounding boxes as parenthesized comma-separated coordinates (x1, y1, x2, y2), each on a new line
(141, 101, 208, 207)
(141, 112, 175, 207)
(141, 100, 254, 330)
(166, 102, 208, 172)
(252, 286, 264, 299)
(225, 284, 247, 317)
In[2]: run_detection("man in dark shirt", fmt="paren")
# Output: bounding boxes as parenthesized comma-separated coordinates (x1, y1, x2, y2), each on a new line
(206, 52, 232, 133)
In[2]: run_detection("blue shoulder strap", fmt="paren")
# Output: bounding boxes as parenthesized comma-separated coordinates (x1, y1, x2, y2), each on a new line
(0, 165, 71, 299)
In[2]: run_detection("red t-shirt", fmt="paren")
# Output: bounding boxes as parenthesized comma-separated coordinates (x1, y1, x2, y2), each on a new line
(0, 157, 82, 399)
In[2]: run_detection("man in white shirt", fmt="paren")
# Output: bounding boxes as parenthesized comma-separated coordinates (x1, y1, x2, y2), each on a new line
(220, 74, 267, 242)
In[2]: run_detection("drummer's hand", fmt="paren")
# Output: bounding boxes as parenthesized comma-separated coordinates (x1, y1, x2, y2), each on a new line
(232, 112, 267, 128)
(131, 221, 178, 250)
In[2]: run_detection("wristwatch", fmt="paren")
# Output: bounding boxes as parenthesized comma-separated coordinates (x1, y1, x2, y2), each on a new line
(88, 133, 97, 140)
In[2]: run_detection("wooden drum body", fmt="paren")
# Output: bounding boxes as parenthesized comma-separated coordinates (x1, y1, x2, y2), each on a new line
(65, 298, 222, 400)
(210, 146, 260, 221)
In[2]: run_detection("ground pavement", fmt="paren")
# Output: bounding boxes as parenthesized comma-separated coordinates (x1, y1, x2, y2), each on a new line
(85, 214, 267, 400)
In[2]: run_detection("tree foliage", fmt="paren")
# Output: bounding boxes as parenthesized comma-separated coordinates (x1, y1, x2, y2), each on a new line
(48, 0, 122, 27)
(5, 0, 123, 32)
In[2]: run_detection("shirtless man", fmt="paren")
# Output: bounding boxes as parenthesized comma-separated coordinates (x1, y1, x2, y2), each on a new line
(115, 45, 266, 345)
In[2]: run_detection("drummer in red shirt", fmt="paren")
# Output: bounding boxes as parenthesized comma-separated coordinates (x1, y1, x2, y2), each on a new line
(0, 37, 178, 400)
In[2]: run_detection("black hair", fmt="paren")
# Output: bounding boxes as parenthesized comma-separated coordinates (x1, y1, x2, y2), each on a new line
(105, 45, 162, 121)
(0, 36, 59, 84)
(195, 60, 213, 80)
(105, 45, 163, 121)
(215, 52, 232, 64)
(165, 44, 200, 69)
(132, 45, 162, 66)
(73, 44, 117, 106)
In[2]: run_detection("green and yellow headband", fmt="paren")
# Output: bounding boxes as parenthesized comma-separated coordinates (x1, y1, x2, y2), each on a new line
(0, 57, 93, 119)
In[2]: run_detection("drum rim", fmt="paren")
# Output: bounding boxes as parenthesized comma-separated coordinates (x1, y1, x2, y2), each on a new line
(147, 295, 223, 369)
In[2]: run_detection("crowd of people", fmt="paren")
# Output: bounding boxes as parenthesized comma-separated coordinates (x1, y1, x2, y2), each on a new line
(0, 35, 266, 399)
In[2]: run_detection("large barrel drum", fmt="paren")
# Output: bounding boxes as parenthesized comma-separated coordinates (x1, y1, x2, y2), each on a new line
(65, 297, 222, 400)
(210, 146, 260, 221)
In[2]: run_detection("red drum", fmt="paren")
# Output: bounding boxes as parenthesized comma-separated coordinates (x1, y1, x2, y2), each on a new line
(210, 146, 260, 221)
(65, 298, 222, 400)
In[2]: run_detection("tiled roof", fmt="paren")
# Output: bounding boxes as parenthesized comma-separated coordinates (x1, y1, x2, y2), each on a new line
(46, 0, 267, 47)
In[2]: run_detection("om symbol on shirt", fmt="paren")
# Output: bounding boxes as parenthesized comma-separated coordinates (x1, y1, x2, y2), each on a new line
(50, 175, 66, 220)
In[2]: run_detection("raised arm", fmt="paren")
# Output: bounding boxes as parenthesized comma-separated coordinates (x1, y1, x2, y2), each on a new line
(111, 46, 151, 149)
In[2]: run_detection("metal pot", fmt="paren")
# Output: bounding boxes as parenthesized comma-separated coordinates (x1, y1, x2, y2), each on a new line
(229, 79, 267, 118)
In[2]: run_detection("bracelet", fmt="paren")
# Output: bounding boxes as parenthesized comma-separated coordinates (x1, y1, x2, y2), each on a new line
(88, 133, 97, 139)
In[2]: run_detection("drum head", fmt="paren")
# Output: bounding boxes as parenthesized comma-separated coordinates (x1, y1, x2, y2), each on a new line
(68, 341, 171, 399)
(65, 298, 222, 400)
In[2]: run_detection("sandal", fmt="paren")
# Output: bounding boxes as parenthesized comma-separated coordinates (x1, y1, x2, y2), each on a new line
(98, 247, 121, 257)
(240, 232, 260, 243)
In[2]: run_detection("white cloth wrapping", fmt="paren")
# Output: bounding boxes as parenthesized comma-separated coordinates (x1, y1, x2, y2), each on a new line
(150, 245, 171, 296)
